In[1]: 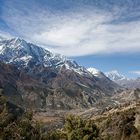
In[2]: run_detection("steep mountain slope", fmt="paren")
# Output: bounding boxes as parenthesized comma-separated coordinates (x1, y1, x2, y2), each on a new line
(0, 88, 24, 118)
(0, 38, 91, 76)
(0, 37, 120, 110)
(87, 67, 104, 78)
(87, 67, 121, 95)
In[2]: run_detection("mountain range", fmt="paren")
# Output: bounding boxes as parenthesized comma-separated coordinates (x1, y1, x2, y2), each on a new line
(0, 37, 120, 110)
(105, 70, 140, 89)
(0, 36, 140, 140)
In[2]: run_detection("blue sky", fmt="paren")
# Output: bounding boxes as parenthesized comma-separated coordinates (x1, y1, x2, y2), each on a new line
(72, 53, 140, 78)
(0, 0, 140, 78)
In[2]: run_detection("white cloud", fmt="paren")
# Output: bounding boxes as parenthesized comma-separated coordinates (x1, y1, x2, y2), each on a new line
(0, 30, 14, 40)
(130, 71, 140, 76)
(1, 1, 140, 56)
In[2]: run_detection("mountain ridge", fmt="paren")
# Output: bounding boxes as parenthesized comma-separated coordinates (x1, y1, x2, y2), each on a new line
(0, 37, 92, 77)
(105, 70, 140, 89)
(0, 37, 120, 110)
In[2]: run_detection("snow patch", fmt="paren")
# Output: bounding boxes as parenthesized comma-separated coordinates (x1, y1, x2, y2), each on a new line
(105, 70, 126, 81)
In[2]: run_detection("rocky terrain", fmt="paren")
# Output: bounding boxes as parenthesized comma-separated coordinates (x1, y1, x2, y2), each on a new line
(116, 78, 140, 89)
(0, 37, 120, 111)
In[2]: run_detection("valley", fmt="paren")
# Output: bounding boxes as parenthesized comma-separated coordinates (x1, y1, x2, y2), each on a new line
(0, 37, 140, 140)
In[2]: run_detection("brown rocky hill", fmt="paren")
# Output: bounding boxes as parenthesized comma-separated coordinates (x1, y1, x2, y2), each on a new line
(0, 61, 120, 111)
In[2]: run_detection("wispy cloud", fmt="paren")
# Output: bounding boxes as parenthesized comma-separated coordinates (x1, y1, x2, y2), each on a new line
(130, 71, 140, 76)
(1, 0, 140, 56)
(0, 30, 14, 40)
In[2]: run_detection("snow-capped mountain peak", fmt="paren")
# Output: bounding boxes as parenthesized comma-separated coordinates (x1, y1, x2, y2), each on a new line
(87, 67, 106, 79)
(105, 70, 126, 81)
(87, 68, 100, 76)
(0, 37, 92, 76)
